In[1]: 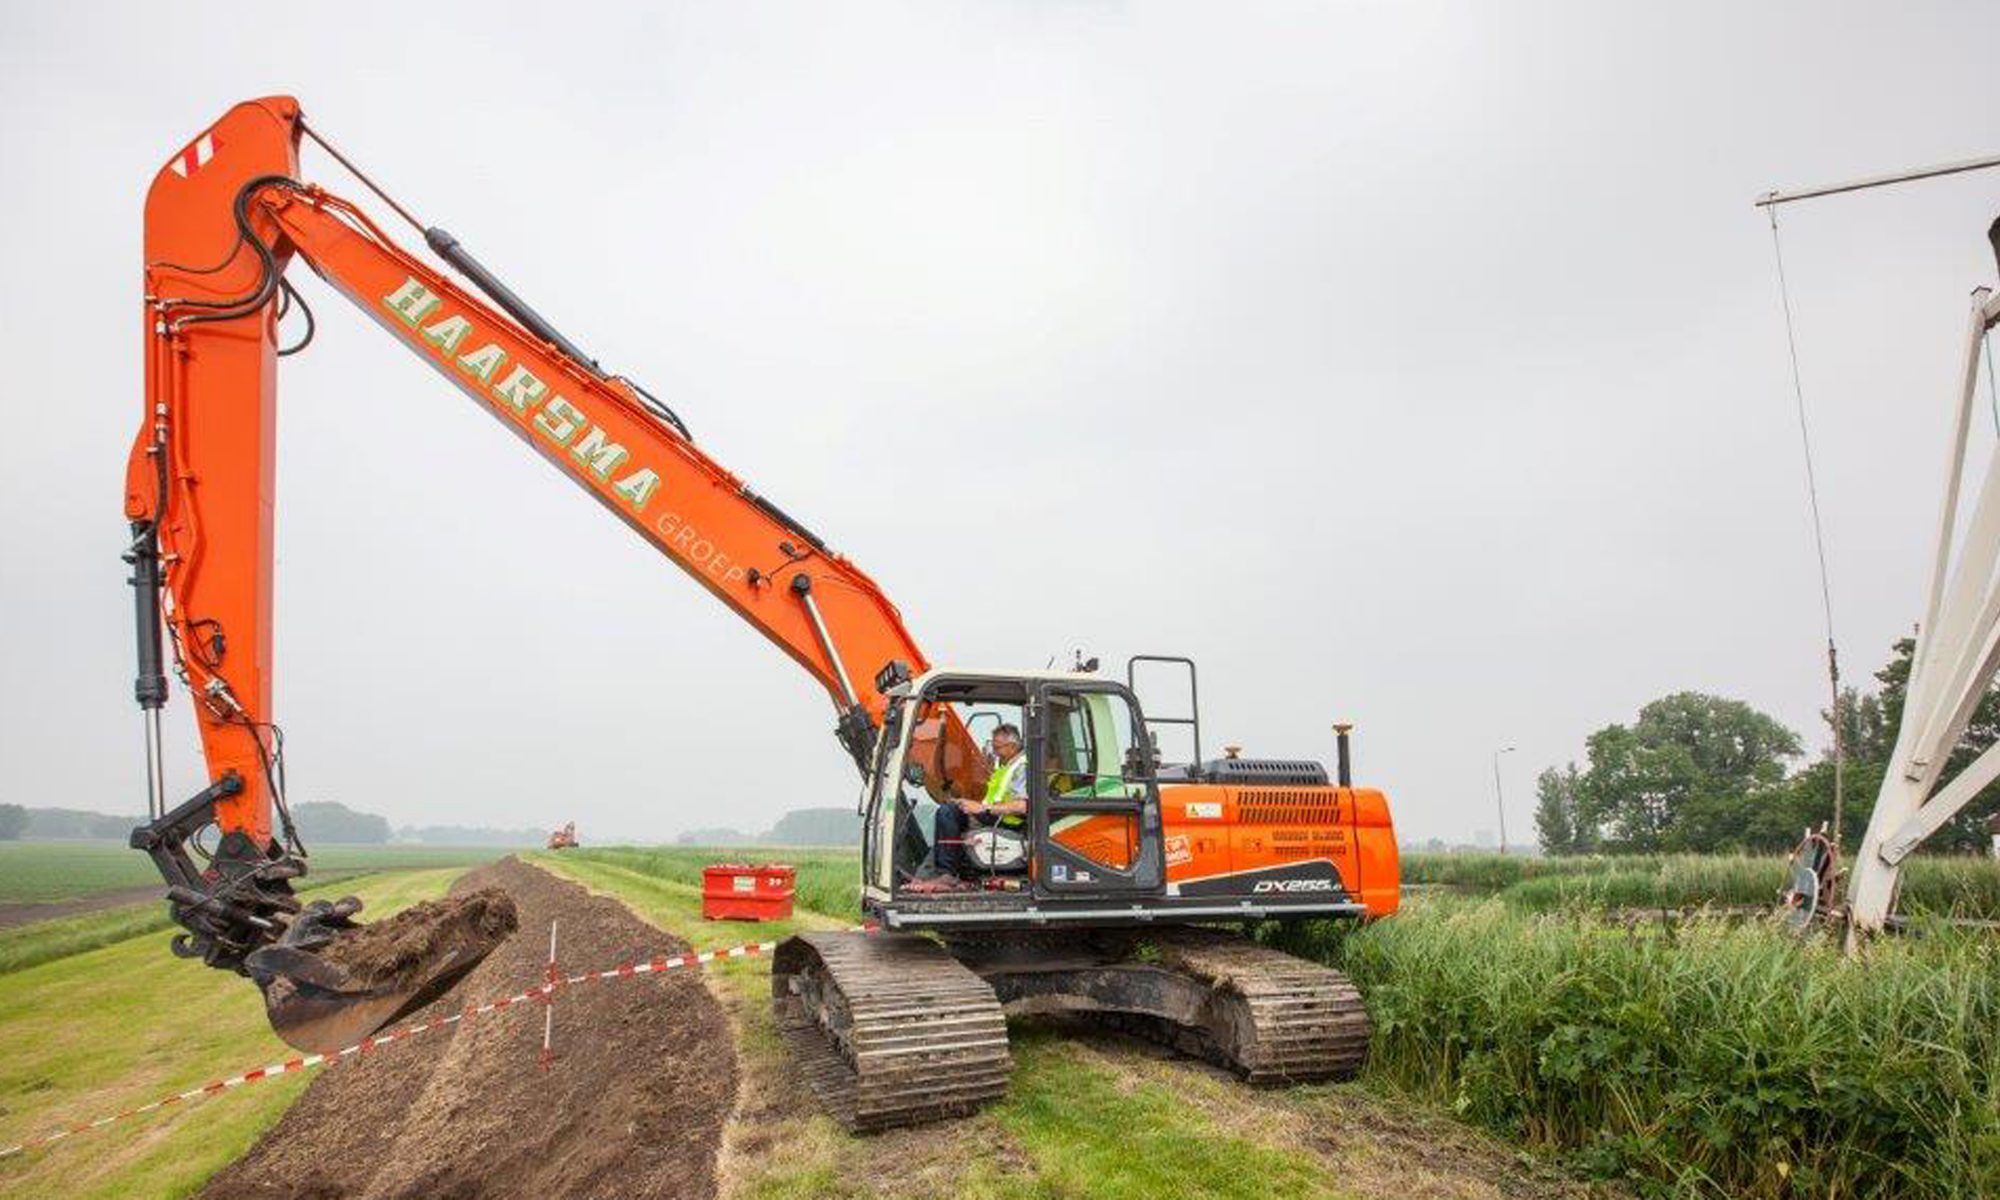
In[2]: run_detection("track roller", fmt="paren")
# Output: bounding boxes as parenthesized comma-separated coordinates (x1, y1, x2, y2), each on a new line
(957, 927, 1370, 1085)
(772, 931, 1011, 1132)
(1146, 928, 1370, 1084)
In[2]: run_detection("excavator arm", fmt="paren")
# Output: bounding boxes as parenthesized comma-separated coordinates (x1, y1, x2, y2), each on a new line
(126, 96, 973, 1050)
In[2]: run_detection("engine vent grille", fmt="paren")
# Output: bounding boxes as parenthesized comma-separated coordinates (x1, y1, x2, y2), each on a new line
(1236, 787, 1342, 826)
(1198, 758, 1329, 786)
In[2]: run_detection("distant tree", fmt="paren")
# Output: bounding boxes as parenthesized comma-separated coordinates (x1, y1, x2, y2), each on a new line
(20, 807, 141, 839)
(1533, 765, 1591, 855)
(0, 803, 25, 840)
(1785, 638, 2000, 853)
(763, 808, 862, 847)
(675, 809, 866, 848)
(676, 827, 759, 847)
(1576, 692, 1801, 853)
(1538, 641, 2000, 858)
(293, 801, 390, 844)
(395, 824, 544, 847)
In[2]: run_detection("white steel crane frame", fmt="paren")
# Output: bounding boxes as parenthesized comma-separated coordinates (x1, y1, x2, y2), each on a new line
(1848, 278, 2000, 933)
(1758, 152, 2000, 937)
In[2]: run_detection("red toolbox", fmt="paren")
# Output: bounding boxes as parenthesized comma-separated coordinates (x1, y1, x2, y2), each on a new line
(701, 863, 796, 921)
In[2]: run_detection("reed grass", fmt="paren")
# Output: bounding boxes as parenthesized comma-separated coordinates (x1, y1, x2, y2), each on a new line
(1402, 852, 2000, 920)
(1268, 898, 2000, 1198)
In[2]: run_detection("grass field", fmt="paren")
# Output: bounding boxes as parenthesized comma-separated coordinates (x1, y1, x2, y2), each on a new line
(1401, 850, 2000, 920)
(0, 904, 183, 975)
(0, 841, 515, 903)
(0, 868, 466, 1200)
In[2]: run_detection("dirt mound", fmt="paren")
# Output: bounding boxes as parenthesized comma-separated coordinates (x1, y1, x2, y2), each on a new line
(203, 858, 737, 1200)
(317, 888, 518, 990)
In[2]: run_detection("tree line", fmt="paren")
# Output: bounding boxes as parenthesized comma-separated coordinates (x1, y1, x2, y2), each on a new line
(0, 799, 545, 846)
(1534, 638, 1999, 855)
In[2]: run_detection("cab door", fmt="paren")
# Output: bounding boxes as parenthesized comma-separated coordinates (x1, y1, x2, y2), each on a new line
(859, 695, 908, 905)
(1029, 683, 1165, 895)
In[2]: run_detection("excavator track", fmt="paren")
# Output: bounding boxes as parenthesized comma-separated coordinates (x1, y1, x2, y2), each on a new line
(1144, 928, 1370, 1084)
(954, 927, 1369, 1086)
(771, 931, 1011, 1132)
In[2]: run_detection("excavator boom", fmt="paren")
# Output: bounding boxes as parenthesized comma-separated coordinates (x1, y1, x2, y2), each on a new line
(127, 96, 970, 1050)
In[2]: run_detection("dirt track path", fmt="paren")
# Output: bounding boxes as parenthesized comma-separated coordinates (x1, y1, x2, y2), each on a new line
(710, 988, 1608, 1200)
(200, 858, 736, 1200)
(0, 887, 163, 930)
(524, 859, 1610, 1200)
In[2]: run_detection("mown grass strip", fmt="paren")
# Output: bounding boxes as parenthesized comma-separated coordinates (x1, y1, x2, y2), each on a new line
(1002, 1029, 1347, 1199)
(1, 904, 177, 976)
(0, 871, 373, 976)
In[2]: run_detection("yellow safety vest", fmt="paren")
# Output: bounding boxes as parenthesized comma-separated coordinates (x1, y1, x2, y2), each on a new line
(982, 754, 1026, 826)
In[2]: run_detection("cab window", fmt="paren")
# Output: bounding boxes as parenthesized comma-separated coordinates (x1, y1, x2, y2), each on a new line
(1044, 690, 1145, 798)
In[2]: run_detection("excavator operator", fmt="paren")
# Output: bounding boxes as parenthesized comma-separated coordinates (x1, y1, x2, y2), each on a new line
(928, 724, 1028, 885)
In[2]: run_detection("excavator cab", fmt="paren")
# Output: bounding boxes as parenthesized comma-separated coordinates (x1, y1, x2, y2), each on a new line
(862, 670, 1166, 923)
(793, 664, 1377, 1132)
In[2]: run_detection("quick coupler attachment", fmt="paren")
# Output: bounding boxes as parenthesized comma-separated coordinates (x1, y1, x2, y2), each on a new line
(129, 771, 306, 974)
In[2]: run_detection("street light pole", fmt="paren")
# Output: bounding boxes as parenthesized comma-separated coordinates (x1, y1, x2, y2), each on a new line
(1493, 746, 1516, 855)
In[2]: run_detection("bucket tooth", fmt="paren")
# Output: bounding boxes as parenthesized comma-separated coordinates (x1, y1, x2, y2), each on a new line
(247, 891, 515, 1054)
(252, 949, 437, 1054)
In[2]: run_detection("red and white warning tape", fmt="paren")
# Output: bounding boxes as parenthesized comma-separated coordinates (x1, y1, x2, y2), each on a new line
(0, 928, 857, 1161)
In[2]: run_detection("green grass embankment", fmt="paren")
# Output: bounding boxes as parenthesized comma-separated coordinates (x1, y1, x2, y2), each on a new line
(0, 868, 465, 1200)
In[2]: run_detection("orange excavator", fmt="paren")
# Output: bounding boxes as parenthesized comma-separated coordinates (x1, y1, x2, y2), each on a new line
(127, 97, 1400, 1129)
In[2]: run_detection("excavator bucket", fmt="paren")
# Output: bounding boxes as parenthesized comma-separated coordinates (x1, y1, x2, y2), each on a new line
(247, 889, 518, 1054)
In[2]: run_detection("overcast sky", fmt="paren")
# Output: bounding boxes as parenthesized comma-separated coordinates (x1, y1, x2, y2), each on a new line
(3, 3, 1998, 845)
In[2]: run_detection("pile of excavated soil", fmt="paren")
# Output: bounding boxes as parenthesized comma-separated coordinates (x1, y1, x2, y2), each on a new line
(203, 858, 737, 1200)
(315, 888, 518, 990)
